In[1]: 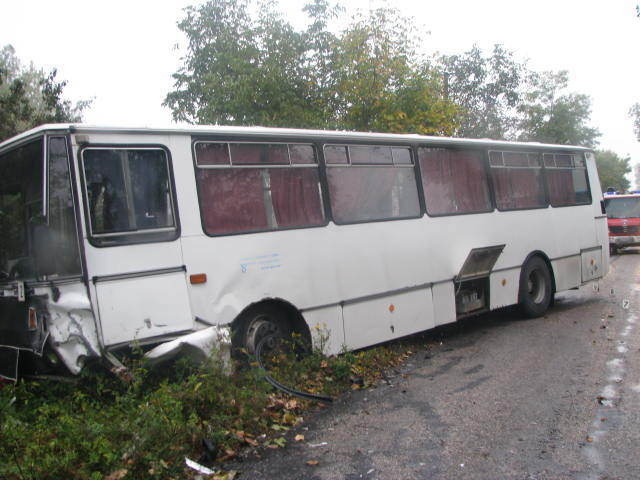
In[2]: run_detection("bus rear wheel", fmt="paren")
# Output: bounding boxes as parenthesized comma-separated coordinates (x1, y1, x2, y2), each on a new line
(519, 256, 552, 318)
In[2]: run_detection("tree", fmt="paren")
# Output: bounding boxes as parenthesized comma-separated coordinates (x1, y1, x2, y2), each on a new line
(439, 45, 524, 139)
(595, 150, 631, 193)
(0, 45, 90, 142)
(439, 46, 600, 146)
(164, 0, 459, 134)
(325, 6, 457, 134)
(518, 70, 600, 147)
(165, 0, 312, 127)
(630, 103, 640, 141)
(164, 0, 343, 128)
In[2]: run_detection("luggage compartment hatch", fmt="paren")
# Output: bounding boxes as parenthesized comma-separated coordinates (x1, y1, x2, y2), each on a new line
(455, 244, 506, 282)
(454, 245, 505, 316)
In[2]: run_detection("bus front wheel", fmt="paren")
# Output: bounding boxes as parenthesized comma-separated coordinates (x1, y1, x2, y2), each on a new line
(234, 304, 292, 357)
(519, 257, 552, 318)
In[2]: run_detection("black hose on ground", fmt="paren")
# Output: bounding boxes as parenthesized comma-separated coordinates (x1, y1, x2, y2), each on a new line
(255, 334, 333, 404)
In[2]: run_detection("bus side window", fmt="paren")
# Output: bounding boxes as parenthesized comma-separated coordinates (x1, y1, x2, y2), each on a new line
(194, 142, 325, 235)
(418, 147, 491, 216)
(325, 145, 420, 224)
(544, 153, 591, 207)
(82, 148, 176, 241)
(489, 151, 547, 210)
(84, 151, 129, 234)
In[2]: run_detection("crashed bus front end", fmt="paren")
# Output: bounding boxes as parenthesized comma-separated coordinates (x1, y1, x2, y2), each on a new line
(0, 136, 96, 380)
(0, 127, 229, 381)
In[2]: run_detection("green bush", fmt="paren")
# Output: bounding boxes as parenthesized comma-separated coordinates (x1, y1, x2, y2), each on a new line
(0, 340, 416, 479)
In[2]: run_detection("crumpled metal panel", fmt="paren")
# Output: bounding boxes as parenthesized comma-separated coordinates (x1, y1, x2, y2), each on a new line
(46, 287, 101, 374)
(143, 325, 231, 370)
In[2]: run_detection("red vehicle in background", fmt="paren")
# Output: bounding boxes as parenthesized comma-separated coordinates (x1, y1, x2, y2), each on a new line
(604, 193, 640, 254)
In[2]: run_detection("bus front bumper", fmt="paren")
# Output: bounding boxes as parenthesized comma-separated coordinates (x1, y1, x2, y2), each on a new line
(143, 326, 231, 371)
(610, 235, 640, 248)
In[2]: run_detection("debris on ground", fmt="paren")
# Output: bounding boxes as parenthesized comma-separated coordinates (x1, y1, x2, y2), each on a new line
(185, 457, 216, 475)
(309, 442, 329, 448)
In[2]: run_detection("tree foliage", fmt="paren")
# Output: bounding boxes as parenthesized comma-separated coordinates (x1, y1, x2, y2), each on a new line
(630, 103, 640, 142)
(0, 45, 90, 142)
(518, 70, 600, 147)
(440, 46, 600, 146)
(164, 0, 319, 127)
(439, 45, 524, 139)
(167, 1, 604, 148)
(326, 7, 457, 134)
(595, 150, 631, 193)
(164, 0, 459, 134)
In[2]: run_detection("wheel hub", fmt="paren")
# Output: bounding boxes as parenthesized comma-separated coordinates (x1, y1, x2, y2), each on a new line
(245, 317, 282, 355)
(528, 270, 546, 304)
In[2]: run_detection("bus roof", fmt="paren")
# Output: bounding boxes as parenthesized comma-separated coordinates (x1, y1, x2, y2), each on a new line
(0, 123, 593, 154)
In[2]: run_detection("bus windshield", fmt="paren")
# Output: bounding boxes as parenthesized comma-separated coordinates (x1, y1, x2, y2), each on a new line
(604, 196, 640, 219)
(0, 139, 43, 281)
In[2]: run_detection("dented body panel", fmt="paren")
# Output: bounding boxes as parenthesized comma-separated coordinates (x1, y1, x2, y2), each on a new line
(0, 280, 100, 379)
(43, 282, 100, 374)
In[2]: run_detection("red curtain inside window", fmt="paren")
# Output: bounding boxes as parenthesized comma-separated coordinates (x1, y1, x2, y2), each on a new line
(269, 169, 324, 227)
(350, 146, 393, 164)
(289, 145, 315, 164)
(231, 144, 288, 164)
(419, 149, 491, 215)
(492, 168, 546, 209)
(195, 143, 230, 165)
(547, 169, 575, 206)
(324, 145, 348, 164)
(491, 169, 513, 209)
(510, 169, 545, 208)
(196, 167, 324, 234)
(197, 169, 268, 234)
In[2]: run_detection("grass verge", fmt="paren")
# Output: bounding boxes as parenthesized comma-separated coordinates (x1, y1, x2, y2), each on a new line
(0, 339, 424, 480)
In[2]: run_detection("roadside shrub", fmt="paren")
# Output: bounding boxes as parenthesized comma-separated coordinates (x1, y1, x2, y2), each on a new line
(0, 340, 418, 479)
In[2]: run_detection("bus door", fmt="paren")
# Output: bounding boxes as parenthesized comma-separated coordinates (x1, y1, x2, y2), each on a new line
(78, 145, 193, 348)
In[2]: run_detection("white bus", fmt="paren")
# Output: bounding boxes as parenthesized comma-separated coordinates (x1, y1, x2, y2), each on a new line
(0, 124, 608, 379)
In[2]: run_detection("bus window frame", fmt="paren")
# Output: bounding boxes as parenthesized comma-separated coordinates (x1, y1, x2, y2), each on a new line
(79, 144, 181, 248)
(542, 152, 592, 208)
(416, 145, 495, 218)
(487, 149, 550, 212)
(192, 138, 330, 237)
(323, 142, 423, 226)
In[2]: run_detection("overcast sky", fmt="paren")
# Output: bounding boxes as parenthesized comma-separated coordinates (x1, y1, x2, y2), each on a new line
(2, 0, 639, 183)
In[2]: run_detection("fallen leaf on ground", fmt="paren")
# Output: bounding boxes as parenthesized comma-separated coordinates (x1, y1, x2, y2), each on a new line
(306, 460, 319, 466)
(295, 434, 305, 442)
(105, 470, 128, 480)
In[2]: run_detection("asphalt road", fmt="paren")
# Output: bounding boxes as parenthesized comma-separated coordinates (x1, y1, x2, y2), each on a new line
(231, 251, 640, 480)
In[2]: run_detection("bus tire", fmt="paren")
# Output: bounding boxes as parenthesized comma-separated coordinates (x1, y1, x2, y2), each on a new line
(233, 304, 292, 357)
(518, 256, 552, 318)
(609, 245, 618, 256)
